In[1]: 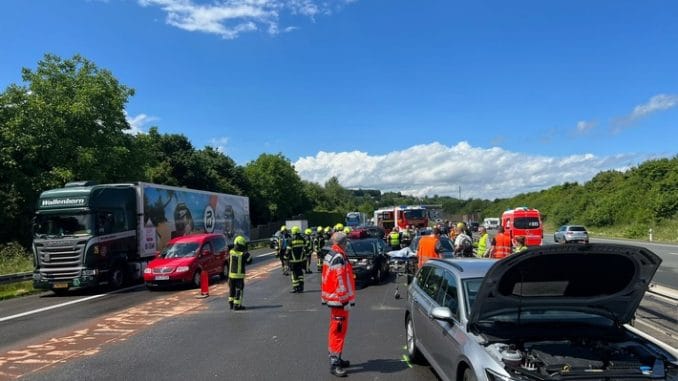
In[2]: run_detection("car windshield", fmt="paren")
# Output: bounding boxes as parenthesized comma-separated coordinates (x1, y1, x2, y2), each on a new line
(462, 278, 483, 317)
(163, 242, 200, 258)
(350, 240, 375, 256)
(514, 217, 540, 229)
(34, 213, 93, 237)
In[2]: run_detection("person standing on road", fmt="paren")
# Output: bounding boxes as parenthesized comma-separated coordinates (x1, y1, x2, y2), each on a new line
(287, 226, 307, 293)
(454, 223, 474, 257)
(315, 227, 327, 272)
(304, 228, 314, 274)
(491, 226, 512, 259)
(474, 226, 491, 257)
(513, 235, 528, 253)
(417, 227, 443, 269)
(387, 227, 401, 251)
(321, 232, 355, 378)
(228, 235, 252, 311)
(276, 226, 291, 276)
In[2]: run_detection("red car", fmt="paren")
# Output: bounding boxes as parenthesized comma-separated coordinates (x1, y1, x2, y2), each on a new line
(144, 233, 230, 289)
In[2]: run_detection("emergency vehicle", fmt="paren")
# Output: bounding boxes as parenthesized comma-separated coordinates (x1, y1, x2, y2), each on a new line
(374, 206, 428, 233)
(501, 207, 543, 246)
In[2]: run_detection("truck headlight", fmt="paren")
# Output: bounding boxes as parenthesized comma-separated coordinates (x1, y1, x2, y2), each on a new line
(176, 266, 190, 273)
(83, 269, 98, 276)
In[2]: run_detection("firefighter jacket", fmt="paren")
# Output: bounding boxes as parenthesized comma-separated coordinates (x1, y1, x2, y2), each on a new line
(287, 233, 306, 263)
(228, 249, 251, 279)
(388, 232, 401, 247)
(321, 244, 356, 307)
(304, 234, 313, 254)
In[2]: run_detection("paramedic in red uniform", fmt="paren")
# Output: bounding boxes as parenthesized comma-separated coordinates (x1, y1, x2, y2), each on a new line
(321, 231, 356, 377)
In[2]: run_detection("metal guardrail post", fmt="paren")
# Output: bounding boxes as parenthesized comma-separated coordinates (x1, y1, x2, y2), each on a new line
(0, 272, 33, 285)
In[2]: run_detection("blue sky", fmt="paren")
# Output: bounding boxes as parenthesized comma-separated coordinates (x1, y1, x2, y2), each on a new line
(1, 0, 677, 199)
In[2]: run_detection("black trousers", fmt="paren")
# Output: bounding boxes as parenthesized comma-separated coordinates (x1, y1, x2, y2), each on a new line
(228, 278, 244, 306)
(290, 261, 305, 290)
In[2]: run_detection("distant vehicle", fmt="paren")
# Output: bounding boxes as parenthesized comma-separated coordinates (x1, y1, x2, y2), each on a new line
(501, 207, 543, 246)
(405, 244, 677, 381)
(143, 233, 230, 289)
(554, 224, 589, 244)
(468, 221, 480, 232)
(32, 181, 249, 295)
(318, 237, 390, 285)
(347, 238, 391, 284)
(345, 212, 368, 228)
(483, 217, 500, 230)
(387, 235, 455, 260)
(374, 205, 429, 233)
(349, 225, 386, 240)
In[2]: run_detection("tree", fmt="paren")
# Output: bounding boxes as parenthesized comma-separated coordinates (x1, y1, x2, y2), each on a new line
(0, 53, 138, 245)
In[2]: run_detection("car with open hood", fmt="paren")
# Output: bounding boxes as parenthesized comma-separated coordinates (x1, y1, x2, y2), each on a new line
(405, 243, 677, 381)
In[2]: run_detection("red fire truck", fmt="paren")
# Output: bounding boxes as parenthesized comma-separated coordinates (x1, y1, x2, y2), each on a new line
(501, 207, 543, 246)
(374, 206, 428, 233)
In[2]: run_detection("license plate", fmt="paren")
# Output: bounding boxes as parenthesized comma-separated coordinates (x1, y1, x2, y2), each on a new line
(53, 282, 69, 289)
(155, 275, 170, 281)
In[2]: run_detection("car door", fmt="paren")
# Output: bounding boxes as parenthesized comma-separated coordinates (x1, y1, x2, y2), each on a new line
(429, 269, 464, 378)
(555, 226, 565, 242)
(200, 241, 215, 275)
(412, 265, 445, 358)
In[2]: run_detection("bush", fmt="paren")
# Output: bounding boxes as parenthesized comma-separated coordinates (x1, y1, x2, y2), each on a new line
(0, 242, 33, 274)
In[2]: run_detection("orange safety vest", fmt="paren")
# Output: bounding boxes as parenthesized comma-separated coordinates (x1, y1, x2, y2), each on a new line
(492, 233, 512, 259)
(321, 244, 356, 307)
(417, 235, 440, 268)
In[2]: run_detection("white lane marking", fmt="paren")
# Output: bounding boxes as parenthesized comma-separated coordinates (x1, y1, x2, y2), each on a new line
(667, 252, 678, 256)
(0, 294, 107, 323)
(256, 251, 276, 258)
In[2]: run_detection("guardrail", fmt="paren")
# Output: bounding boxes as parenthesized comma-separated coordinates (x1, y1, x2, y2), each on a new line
(0, 239, 273, 287)
(0, 272, 32, 285)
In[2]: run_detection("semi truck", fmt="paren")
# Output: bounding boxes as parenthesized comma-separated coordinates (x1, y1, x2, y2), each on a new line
(32, 181, 250, 294)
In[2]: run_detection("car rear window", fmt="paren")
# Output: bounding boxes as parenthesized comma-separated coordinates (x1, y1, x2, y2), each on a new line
(514, 217, 540, 229)
(569, 226, 587, 232)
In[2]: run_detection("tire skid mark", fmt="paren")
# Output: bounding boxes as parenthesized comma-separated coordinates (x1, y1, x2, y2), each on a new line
(0, 260, 279, 380)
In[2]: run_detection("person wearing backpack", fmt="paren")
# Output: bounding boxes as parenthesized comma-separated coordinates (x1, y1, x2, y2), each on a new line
(453, 223, 473, 257)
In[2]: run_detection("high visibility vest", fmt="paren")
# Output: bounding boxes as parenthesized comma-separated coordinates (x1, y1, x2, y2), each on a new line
(493, 233, 512, 259)
(417, 235, 440, 268)
(389, 232, 400, 246)
(289, 234, 306, 262)
(229, 250, 246, 279)
(477, 233, 489, 257)
(321, 246, 356, 307)
(513, 244, 528, 254)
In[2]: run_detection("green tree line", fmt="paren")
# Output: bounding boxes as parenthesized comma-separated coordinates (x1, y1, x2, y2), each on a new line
(2, 54, 677, 251)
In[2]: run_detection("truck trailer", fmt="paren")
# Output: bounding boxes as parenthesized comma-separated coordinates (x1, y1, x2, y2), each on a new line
(32, 181, 250, 294)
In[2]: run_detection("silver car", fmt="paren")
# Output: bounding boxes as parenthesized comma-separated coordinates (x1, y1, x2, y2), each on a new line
(553, 225, 589, 244)
(405, 244, 678, 381)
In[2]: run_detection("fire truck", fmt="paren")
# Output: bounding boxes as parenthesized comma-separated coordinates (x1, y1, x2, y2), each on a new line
(501, 207, 543, 246)
(374, 206, 428, 233)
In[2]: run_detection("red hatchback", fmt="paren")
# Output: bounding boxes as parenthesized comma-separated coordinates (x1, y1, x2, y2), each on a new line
(144, 233, 230, 289)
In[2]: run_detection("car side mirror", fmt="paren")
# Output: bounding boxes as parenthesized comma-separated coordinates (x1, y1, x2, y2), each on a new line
(431, 306, 455, 322)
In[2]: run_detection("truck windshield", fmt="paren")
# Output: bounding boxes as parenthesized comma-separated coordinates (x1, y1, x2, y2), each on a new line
(34, 213, 93, 237)
(163, 243, 200, 258)
(404, 210, 425, 219)
(514, 217, 540, 229)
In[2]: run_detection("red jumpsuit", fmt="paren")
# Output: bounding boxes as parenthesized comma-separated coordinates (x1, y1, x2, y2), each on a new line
(321, 244, 356, 358)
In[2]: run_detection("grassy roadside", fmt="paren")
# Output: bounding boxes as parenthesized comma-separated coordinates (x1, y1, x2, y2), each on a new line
(0, 242, 37, 300)
(543, 220, 678, 244)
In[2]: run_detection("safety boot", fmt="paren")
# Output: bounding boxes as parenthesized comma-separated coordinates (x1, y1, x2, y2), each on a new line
(329, 357, 347, 377)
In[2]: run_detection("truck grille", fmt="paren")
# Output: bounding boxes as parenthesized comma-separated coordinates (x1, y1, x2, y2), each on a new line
(35, 239, 87, 280)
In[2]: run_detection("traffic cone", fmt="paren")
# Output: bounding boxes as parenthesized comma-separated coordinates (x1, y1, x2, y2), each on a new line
(195, 271, 209, 298)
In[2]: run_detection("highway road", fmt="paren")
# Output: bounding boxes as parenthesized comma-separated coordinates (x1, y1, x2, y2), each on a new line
(0, 240, 676, 380)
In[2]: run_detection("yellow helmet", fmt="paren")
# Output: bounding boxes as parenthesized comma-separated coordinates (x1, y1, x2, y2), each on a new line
(305, 228, 313, 235)
(291, 226, 301, 234)
(334, 223, 344, 231)
(234, 235, 247, 246)
(324, 226, 331, 233)
(317, 226, 323, 233)
(281, 225, 287, 232)
(343, 227, 351, 234)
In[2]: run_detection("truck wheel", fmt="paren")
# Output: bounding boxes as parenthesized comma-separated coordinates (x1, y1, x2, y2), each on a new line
(109, 265, 125, 289)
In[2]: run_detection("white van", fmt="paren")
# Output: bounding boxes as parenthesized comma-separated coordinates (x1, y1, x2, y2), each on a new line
(483, 217, 500, 230)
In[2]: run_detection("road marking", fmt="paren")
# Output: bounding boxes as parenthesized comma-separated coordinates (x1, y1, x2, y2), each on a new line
(667, 252, 678, 256)
(0, 294, 108, 323)
(257, 252, 276, 258)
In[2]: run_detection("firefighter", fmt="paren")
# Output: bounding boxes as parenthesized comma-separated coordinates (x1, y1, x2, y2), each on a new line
(304, 228, 314, 274)
(343, 226, 351, 235)
(276, 225, 291, 275)
(287, 226, 307, 293)
(228, 235, 252, 311)
(321, 232, 356, 377)
(401, 226, 412, 248)
(387, 227, 401, 251)
(315, 226, 327, 271)
(333, 223, 344, 234)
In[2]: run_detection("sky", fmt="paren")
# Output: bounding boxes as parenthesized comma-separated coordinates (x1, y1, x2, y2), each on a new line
(1, 0, 677, 200)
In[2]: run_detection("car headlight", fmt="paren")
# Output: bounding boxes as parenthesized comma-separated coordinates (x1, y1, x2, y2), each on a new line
(175, 266, 190, 273)
(143, 268, 152, 274)
(486, 369, 521, 381)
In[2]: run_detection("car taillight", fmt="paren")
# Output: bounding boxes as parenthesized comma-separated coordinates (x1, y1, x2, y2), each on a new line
(566, 231, 573, 235)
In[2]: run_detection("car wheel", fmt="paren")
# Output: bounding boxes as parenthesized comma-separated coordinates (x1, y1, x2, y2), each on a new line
(109, 265, 125, 289)
(192, 270, 202, 288)
(146, 284, 158, 291)
(405, 315, 422, 363)
(220, 262, 228, 280)
(463, 368, 477, 381)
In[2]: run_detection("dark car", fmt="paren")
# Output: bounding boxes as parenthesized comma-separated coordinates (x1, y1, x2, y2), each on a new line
(349, 225, 386, 240)
(318, 238, 390, 285)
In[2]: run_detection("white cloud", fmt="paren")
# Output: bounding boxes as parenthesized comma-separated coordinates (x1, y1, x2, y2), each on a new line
(628, 94, 678, 121)
(575, 120, 595, 134)
(124, 111, 158, 135)
(294, 141, 646, 200)
(138, 0, 355, 39)
(208, 136, 230, 153)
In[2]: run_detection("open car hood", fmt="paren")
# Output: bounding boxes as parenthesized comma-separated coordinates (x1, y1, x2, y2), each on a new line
(468, 244, 661, 329)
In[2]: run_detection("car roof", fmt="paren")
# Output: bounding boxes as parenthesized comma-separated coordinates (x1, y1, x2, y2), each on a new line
(168, 233, 221, 244)
(428, 258, 497, 278)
